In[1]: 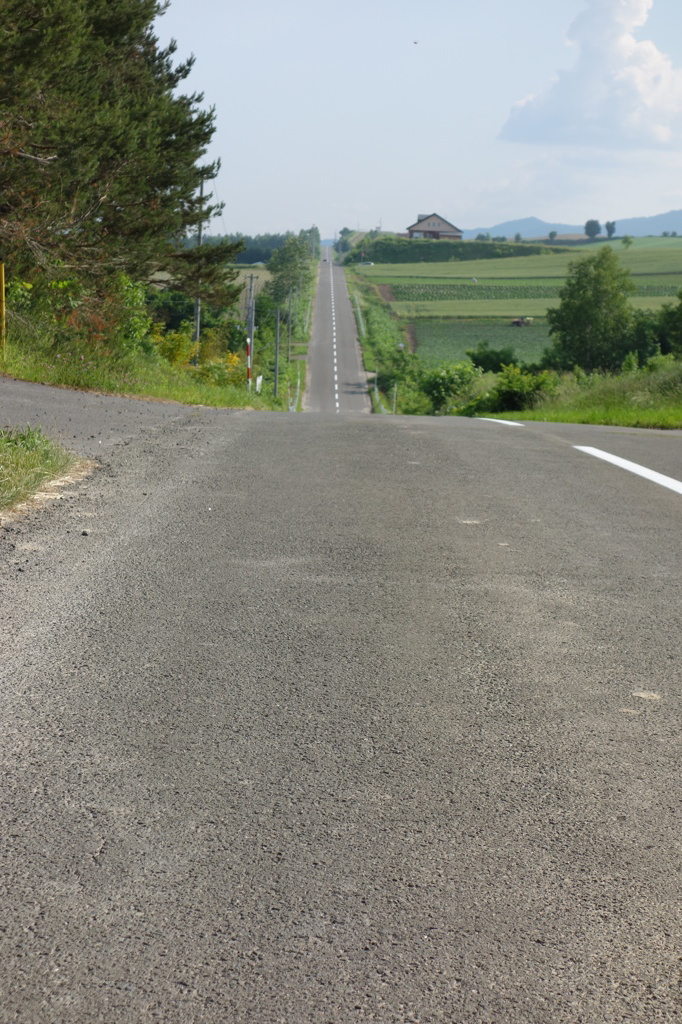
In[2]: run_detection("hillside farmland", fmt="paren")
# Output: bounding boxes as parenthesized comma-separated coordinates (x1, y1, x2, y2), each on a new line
(345, 237, 682, 368)
(351, 238, 682, 320)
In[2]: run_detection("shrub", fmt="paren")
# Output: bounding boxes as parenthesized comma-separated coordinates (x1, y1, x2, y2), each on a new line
(191, 356, 245, 387)
(488, 364, 558, 411)
(396, 383, 433, 416)
(466, 341, 518, 373)
(346, 236, 561, 265)
(152, 320, 195, 366)
(420, 362, 481, 414)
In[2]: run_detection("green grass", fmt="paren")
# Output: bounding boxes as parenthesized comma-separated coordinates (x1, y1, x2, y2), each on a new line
(393, 296, 672, 318)
(483, 360, 682, 429)
(3, 345, 284, 410)
(413, 319, 551, 366)
(392, 283, 679, 301)
(0, 426, 77, 512)
(511, 401, 682, 428)
(354, 237, 682, 280)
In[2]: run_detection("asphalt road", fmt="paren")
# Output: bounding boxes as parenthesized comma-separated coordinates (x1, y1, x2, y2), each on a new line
(1, 365, 681, 1019)
(304, 250, 370, 414)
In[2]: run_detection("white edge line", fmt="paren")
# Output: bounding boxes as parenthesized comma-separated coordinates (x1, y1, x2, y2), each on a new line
(478, 418, 524, 427)
(575, 446, 682, 496)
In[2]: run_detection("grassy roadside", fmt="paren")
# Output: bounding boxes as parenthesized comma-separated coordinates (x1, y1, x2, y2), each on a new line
(485, 360, 682, 428)
(1, 339, 286, 411)
(0, 426, 77, 514)
(0, 255, 318, 412)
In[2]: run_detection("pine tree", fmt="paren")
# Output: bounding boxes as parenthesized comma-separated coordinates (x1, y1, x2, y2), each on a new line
(0, 0, 241, 305)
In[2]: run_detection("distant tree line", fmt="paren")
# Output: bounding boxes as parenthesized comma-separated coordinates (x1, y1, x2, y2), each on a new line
(195, 227, 321, 265)
(345, 236, 562, 265)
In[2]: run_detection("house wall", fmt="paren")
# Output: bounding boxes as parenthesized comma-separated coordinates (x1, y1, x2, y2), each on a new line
(408, 229, 463, 240)
(408, 216, 462, 240)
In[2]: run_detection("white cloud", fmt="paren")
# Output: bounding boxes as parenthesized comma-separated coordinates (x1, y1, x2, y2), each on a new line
(460, 145, 682, 227)
(500, 0, 682, 147)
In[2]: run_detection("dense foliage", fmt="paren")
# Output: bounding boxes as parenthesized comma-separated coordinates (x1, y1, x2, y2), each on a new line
(266, 232, 318, 304)
(345, 236, 563, 265)
(196, 230, 320, 265)
(0, 0, 241, 303)
(545, 248, 641, 372)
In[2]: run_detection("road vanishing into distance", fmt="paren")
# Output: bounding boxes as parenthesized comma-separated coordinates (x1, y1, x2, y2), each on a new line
(304, 249, 370, 414)
(1, 257, 681, 1022)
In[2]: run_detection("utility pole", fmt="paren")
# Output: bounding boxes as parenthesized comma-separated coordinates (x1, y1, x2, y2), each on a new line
(287, 288, 292, 363)
(274, 308, 280, 399)
(246, 273, 255, 368)
(192, 178, 204, 365)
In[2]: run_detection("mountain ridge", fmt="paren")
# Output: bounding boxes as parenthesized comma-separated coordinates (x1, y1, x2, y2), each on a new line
(461, 210, 682, 239)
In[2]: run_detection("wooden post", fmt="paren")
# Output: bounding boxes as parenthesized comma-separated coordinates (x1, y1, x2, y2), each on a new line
(0, 263, 5, 361)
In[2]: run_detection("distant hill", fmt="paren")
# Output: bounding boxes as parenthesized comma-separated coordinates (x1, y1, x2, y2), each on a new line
(462, 217, 579, 240)
(462, 211, 682, 240)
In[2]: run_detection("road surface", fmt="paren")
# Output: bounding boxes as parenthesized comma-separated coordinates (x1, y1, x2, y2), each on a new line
(304, 249, 370, 414)
(0, 301, 681, 1021)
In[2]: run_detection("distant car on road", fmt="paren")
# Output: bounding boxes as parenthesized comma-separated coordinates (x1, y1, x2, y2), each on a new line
(359, 261, 374, 266)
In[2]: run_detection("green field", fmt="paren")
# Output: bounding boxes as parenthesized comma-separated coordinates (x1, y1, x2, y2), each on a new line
(413, 319, 552, 366)
(393, 296, 672, 318)
(350, 238, 682, 320)
(391, 283, 678, 300)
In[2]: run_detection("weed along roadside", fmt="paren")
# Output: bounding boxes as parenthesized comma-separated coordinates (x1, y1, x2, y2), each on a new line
(344, 236, 682, 426)
(0, 426, 80, 518)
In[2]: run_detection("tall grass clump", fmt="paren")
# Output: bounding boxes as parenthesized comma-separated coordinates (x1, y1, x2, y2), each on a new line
(0, 426, 75, 512)
(494, 355, 682, 427)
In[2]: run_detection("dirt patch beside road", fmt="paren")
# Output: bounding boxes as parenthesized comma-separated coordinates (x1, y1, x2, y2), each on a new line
(405, 323, 418, 353)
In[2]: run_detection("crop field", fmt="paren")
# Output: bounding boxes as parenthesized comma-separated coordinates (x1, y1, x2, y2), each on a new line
(392, 296, 673, 318)
(391, 282, 679, 302)
(353, 237, 682, 281)
(413, 319, 552, 367)
(348, 238, 682, 368)
(351, 238, 682, 318)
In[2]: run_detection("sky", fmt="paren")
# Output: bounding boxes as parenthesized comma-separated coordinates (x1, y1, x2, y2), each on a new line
(154, 0, 682, 238)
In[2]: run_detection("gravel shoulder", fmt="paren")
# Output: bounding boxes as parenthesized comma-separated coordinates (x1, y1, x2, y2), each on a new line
(0, 375, 233, 458)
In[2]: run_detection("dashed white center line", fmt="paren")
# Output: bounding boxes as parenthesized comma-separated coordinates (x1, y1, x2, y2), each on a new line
(575, 447, 682, 495)
(330, 268, 340, 413)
